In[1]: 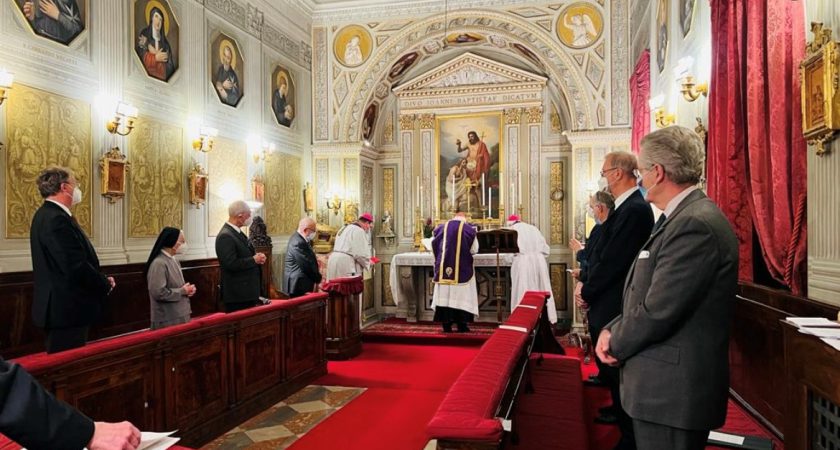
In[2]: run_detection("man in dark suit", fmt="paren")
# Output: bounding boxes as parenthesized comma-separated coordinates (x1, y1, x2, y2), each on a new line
(597, 126, 738, 450)
(0, 357, 140, 449)
(215, 200, 267, 312)
(283, 217, 322, 297)
(581, 151, 653, 448)
(30, 166, 116, 354)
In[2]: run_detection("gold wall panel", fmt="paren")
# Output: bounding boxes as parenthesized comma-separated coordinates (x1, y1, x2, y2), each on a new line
(208, 137, 247, 237)
(128, 118, 183, 237)
(265, 153, 302, 236)
(5, 84, 92, 238)
(549, 161, 565, 244)
(549, 263, 568, 311)
(382, 167, 395, 216)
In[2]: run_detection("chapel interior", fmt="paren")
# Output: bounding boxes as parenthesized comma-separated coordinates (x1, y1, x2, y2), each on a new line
(0, 0, 838, 449)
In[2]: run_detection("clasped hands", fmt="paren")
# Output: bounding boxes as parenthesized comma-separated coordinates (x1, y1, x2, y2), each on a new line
(253, 252, 267, 265)
(181, 282, 197, 297)
(595, 330, 619, 367)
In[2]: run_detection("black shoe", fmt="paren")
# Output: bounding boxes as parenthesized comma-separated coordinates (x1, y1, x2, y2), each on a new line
(583, 377, 608, 387)
(457, 324, 471, 333)
(588, 374, 600, 381)
(442, 323, 453, 333)
(594, 413, 619, 425)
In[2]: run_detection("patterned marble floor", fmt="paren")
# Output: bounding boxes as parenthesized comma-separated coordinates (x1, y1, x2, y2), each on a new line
(201, 385, 365, 450)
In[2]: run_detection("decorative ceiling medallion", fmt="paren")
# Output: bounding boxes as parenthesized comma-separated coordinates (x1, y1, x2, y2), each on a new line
(334, 25, 373, 68)
(556, 2, 604, 49)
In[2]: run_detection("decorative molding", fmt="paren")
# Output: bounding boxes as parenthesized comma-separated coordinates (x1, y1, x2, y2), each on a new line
(611, 0, 630, 125)
(382, 263, 396, 306)
(247, 4, 264, 36)
(418, 113, 435, 129)
(402, 131, 413, 237)
(505, 108, 523, 125)
(128, 118, 184, 237)
(526, 106, 543, 124)
(314, 158, 330, 224)
(313, 28, 329, 141)
(399, 114, 416, 130)
(5, 83, 92, 238)
(382, 166, 396, 224)
(529, 125, 540, 225)
(266, 153, 302, 235)
(421, 129, 433, 218)
(208, 137, 247, 237)
(383, 115, 395, 143)
(206, 0, 249, 32)
(573, 148, 591, 242)
(362, 164, 374, 216)
(549, 161, 564, 244)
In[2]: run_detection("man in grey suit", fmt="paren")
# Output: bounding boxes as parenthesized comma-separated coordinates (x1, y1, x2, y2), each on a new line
(215, 200, 267, 312)
(283, 217, 322, 297)
(596, 125, 738, 450)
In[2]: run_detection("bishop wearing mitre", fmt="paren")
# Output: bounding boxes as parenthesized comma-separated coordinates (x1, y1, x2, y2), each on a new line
(431, 209, 479, 333)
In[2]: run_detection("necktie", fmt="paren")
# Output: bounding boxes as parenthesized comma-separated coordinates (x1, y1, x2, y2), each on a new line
(653, 214, 666, 233)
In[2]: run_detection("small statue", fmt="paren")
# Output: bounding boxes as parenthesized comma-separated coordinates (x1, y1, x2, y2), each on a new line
(695, 117, 708, 145)
(248, 216, 272, 247)
(380, 210, 394, 236)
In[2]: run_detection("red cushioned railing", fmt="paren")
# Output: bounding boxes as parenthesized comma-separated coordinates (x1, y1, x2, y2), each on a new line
(426, 291, 549, 443)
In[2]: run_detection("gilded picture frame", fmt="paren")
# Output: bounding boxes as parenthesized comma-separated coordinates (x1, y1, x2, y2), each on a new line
(800, 24, 840, 155)
(99, 148, 129, 203)
(435, 112, 504, 222)
(188, 164, 208, 207)
(252, 176, 265, 203)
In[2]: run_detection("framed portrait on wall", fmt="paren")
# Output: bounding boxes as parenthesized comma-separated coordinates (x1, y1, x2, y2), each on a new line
(680, 0, 696, 38)
(12, 0, 87, 46)
(270, 65, 295, 127)
(132, 0, 179, 82)
(656, 0, 669, 72)
(800, 28, 840, 155)
(99, 148, 129, 203)
(188, 164, 208, 207)
(210, 32, 244, 107)
(436, 112, 503, 220)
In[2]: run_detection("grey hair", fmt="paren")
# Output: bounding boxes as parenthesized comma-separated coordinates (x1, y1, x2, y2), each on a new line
(298, 217, 316, 230)
(639, 126, 705, 185)
(227, 200, 251, 217)
(36, 166, 73, 198)
(593, 190, 615, 211)
(605, 151, 638, 176)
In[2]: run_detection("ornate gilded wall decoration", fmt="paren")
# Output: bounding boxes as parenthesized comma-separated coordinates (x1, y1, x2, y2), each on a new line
(128, 118, 183, 237)
(527, 106, 543, 124)
(99, 148, 129, 204)
(445, 32, 484, 46)
(270, 65, 295, 127)
(133, 0, 179, 82)
(5, 83, 91, 238)
(383, 115, 394, 143)
(418, 113, 435, 129)
(12, 0, 87, 46)
(504, 108, 522, 125)
(549, 161, 565, 244)
(208, 137, 246, 236)
(334, 25, 372, 68)
(188, 164, 207, 208)
(556, 2, 604, 49)
(362, 164, 373, 217)
(549, 263, 569, 311)
(265, 153, 302, 235)
(399, 114, 415, 130)
(380, 166, 396, 246)
(210, 32, 245, 107)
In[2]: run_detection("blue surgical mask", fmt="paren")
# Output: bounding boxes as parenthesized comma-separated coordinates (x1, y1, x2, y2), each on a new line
(637, 178, 648, 198)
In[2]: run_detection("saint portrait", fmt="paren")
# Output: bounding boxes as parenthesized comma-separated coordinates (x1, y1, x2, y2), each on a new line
(657, 0, 669, 72)
(389, 52, 419, 80)
(680, 0, 696, 38)
(362, 103, 378, 141)
(133, 0, 179, 82)
(13, 0, 86, 45)
(556, 2, 603, 49)
(436, 113, 502, 219)
(270, 66, 295, 127)
(210, 33, 244, 107)
(445, 32, 484, 46)
(334, 25, 373, 68)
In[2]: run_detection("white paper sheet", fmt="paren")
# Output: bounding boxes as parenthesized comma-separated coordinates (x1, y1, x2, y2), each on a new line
(785, 317, 840, 328)
(798, 327, 840, 338)
(821, 338, 840, 352)
(137, 431, 180, 450)
(708, 431, 746, 445)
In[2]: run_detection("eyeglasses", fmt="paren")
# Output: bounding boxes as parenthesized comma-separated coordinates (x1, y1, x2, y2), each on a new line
(599, 167, 619, 177)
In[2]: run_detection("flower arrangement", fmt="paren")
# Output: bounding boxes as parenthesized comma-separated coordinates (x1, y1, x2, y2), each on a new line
(423, 217, 434, 238)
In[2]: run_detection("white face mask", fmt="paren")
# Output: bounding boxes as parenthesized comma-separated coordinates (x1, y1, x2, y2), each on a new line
(597, 176, 609, 192)
(71, 186, 83, 206)
(306, 231, 316, 242)
(175, 243, 188, 254)
(243, 216, 253, 227)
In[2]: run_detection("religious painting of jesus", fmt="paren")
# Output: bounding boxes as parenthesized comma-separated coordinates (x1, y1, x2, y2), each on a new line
(436, 112, 503, 220)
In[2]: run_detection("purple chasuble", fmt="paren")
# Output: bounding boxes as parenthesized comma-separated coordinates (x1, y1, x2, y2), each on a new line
(432, 219, 477, 285)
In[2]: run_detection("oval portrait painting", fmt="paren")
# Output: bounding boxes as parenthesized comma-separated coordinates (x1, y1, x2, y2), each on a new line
(334, 25, 373, 68)
(210, 33, 245, 107)
(556, 2, 603, 49)
(13, 0, 87, 46)
(133, 0, 179, 82)
(271, 65, 295, 128)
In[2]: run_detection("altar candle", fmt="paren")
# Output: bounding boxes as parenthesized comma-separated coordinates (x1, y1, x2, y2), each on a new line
(488, 188, 492, 218)
(420, 185, 424, 217)
(416, 176, 420, 209)
(451, 176, 455, 208)
(517, 171, 522, 207)
(481, 173, 486, 204)
(511, 182, 516, 210)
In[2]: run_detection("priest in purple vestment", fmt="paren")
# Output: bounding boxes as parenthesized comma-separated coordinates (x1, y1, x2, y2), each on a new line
(431, 209, 479, 332)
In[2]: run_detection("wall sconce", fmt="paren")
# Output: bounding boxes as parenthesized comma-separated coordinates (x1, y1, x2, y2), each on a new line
(325, 191, 343, 215)
(253, 141, 276, 163)
(674, 56, 708, 102)
(192, 126, 218, 153)
(105, 101, 139, 136)
(649, 95, 675, 128)
(0, 69, 13, 106)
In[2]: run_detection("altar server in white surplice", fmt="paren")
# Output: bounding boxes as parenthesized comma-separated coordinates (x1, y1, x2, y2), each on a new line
(432, 210, 479, 333)
(507, 214, 557, 324)
(327, 212, 374, 280)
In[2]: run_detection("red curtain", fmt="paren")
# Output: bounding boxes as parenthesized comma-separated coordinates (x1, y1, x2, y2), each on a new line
(706, 0, 807, 294)
(629, 50, 651, 155)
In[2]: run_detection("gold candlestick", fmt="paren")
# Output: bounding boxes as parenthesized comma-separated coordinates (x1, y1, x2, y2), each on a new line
(414, 207, 426, 252)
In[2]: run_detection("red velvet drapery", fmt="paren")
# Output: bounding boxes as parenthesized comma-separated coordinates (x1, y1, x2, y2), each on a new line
(629, 50, 651, 155)
(706, 0, 807, 294)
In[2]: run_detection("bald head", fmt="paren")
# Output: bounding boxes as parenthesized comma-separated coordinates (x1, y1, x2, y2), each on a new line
(298, 217, 316, 234)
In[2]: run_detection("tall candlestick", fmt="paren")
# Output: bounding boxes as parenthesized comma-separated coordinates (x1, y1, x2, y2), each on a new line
(481, 173, 486, 205)
(420, 185, 424, 217)
(511, 182, 516, 211)
(416, 176, 420, 209)
(451, 176, 455, 211)
(489, 188, 493, 218)
(499, 171, 504, 205)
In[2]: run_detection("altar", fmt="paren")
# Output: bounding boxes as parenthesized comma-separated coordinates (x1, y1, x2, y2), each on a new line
(389, 251, 516, 323)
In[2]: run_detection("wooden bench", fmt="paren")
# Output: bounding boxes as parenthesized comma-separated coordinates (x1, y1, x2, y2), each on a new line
(426, 291, 565, 450)
(3, 294, 328, 448)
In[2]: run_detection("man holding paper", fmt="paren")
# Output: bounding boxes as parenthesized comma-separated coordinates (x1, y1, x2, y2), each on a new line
(431, 209, 479, 333)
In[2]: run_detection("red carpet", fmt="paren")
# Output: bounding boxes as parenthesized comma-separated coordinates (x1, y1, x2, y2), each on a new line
(288, 342, 479, 450)
(362, 318, 495, 345)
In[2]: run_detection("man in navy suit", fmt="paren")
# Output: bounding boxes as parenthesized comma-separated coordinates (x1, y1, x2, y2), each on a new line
(215, 200, 266, 312)
(30, 166, 115, 353)
(283, 217, 321, 297)
(581, 151, 654, 449)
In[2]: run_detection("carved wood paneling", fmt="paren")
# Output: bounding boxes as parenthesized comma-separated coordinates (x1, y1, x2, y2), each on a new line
(128, 118, 184, 237)
(266, 153, 301, 235)
(5, 83, 92, 238)
(550, 161, 565, 244)
(236, 320, 283, 401)
(208, 137, 247, 237)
